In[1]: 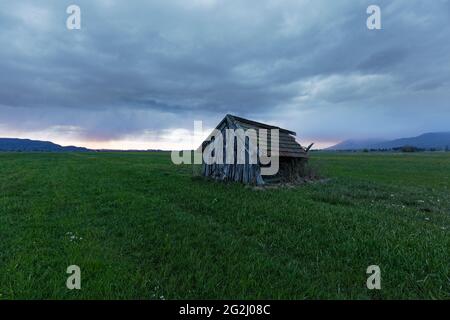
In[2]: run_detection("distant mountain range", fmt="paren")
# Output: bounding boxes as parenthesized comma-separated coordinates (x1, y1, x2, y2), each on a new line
(2, 132, 450, 152)
(0, 138, 167, 152)
(0, 138, 90, 152)
(327, 132, 450, 151)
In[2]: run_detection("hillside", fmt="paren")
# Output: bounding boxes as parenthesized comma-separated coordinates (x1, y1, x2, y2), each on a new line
(326, 139, 386, 151)
(328, 132, 450, 150)
(370, 132, 450, 150)
(0, 138, 89, 152)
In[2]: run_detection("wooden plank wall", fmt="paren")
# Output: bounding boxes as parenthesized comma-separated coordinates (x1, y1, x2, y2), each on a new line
(201, 123, 264, 185)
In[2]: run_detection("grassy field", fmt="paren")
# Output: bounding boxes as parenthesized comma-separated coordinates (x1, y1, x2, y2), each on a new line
(0, 151, 449, 299)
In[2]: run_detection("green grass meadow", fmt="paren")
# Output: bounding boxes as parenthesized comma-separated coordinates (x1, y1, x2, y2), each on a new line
(0, 152, 449, 299)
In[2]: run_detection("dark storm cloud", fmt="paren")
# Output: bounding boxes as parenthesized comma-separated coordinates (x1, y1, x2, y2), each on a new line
(358, 48, 408, 72)
(0, 0, 449, 145)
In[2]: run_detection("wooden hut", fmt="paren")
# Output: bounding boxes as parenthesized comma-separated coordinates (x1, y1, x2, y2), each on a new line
(199, 114, 311, 185)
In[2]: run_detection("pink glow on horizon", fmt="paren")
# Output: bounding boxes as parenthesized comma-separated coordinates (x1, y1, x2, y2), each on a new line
(0, 128, 338, 150)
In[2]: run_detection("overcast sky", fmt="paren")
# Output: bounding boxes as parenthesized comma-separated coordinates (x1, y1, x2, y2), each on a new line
(0, 0, 449, 149)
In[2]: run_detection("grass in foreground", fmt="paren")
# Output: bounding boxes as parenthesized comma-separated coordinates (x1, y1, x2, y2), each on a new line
(0, 151, 449, 299)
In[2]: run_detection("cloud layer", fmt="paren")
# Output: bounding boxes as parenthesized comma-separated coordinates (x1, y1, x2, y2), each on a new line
(0, 0, 449, 148)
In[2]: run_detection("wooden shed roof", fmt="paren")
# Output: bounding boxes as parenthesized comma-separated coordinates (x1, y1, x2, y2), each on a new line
(203, 114, 308, 158)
